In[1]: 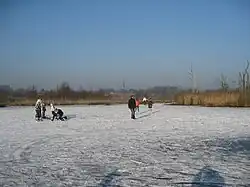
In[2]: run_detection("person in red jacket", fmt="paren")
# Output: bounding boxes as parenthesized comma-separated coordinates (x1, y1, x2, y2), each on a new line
(136, 98, 140, 112)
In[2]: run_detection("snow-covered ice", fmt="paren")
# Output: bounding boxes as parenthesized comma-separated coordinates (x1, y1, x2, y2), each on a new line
(0, 104, 249, 186)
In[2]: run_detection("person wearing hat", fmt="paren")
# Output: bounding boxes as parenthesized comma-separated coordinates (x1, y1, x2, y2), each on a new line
(128, 95, 136, 119)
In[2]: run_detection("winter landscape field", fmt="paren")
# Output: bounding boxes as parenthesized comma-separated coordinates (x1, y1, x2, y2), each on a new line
(0, 104, 249, 187)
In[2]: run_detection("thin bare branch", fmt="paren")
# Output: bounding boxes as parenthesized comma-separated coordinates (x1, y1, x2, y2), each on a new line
(245, 60, 249, 73)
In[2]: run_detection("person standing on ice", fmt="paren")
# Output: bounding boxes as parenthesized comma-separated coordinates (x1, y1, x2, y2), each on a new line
(128, 95, 136, 119)
(35, 99, 42, 121)
(142, 97, 147, 105)
(148, 97, 153, 109)
(50, 103, 57, 121)
(41, 102, 46, 119)
(136, 98, 140, 112)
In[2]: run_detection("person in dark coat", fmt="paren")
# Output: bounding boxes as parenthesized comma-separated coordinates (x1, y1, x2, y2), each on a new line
(148, 97, 153, 109)
(41, 102, 46, 119)
(128, 95, 136, 119)
(52, 108, 67, 121)
(50, 103, 67, 121)
(56, 108, 64, 120)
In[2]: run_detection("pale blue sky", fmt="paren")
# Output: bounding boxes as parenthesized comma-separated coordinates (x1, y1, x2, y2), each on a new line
(0, 0, 249, 90)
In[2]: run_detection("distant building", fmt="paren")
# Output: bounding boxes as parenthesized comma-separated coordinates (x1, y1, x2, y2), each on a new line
(0, 85, 12, 92)
(107, 91, 134, 101)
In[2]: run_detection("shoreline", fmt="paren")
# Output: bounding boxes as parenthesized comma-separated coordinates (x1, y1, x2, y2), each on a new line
(0, 101, 126, 107)
(168, 103, 250, 108)
(2, 101, 250, 108)
(0, 100, 167, 107)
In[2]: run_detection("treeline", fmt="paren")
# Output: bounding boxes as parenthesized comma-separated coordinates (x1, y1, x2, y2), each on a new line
(0, 82, 183, 106)
(0, 82, 109, 106)
(128, 86, 181, 100)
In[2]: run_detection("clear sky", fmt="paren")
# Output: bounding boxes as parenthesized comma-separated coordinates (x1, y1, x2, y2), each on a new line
(0, 0, 249, 90)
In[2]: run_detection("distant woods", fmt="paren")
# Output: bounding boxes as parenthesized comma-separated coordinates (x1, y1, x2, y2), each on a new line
(0, 82, 107, 106)
(2, 60, 250, 107)
(0, 82, 181, 106)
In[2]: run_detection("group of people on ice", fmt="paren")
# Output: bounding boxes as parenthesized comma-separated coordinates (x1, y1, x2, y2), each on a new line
(35, 99, 67, 121)
(128, 95, 153, 119)
(35, 96, 153, 121)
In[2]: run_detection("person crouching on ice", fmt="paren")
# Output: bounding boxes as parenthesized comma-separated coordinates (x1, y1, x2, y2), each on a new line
(35, 99, 42, 121)
(128, 95, 136, 119)
(54, 108, 65, 121)
(136, 98, 140, 112)
(50, 103, 67, 121)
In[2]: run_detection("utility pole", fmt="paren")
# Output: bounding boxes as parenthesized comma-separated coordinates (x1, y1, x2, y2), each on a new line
(122, 79, 126, 91)
(188, 63, 197, 93)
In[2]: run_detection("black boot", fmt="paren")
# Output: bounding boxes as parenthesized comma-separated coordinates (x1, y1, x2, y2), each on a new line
(131, 109, 136, 119)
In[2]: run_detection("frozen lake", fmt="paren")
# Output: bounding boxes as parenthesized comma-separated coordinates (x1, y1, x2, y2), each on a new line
(0, 104, 249, 186)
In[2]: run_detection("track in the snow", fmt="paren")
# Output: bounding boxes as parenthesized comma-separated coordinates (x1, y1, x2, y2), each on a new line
(0, 104, 249, 186)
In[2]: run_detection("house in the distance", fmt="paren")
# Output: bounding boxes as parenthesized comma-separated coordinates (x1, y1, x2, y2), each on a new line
(107, 91, 134, 101)
(0, 85, 12, 93)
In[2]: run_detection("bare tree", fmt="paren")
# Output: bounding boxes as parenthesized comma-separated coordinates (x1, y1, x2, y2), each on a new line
(238, 60, 250, 105)
(238, 60, 249, 91)
(122, 79, 126, 90)
(220, 73, 229, 91)
(188, 63, 197, 93)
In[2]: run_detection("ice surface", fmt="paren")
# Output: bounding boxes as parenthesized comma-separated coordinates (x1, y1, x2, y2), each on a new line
(0, 104, 250, 186)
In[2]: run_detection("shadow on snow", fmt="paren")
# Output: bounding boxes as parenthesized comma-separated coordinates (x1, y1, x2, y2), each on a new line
(98, 169, 122, 187)
(203, 136, 250, 159)
(136, 110, 160, 119)
(66, 114, 77, 120)
(173, 166, 226, 187)
(191, 166, 225, 187)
